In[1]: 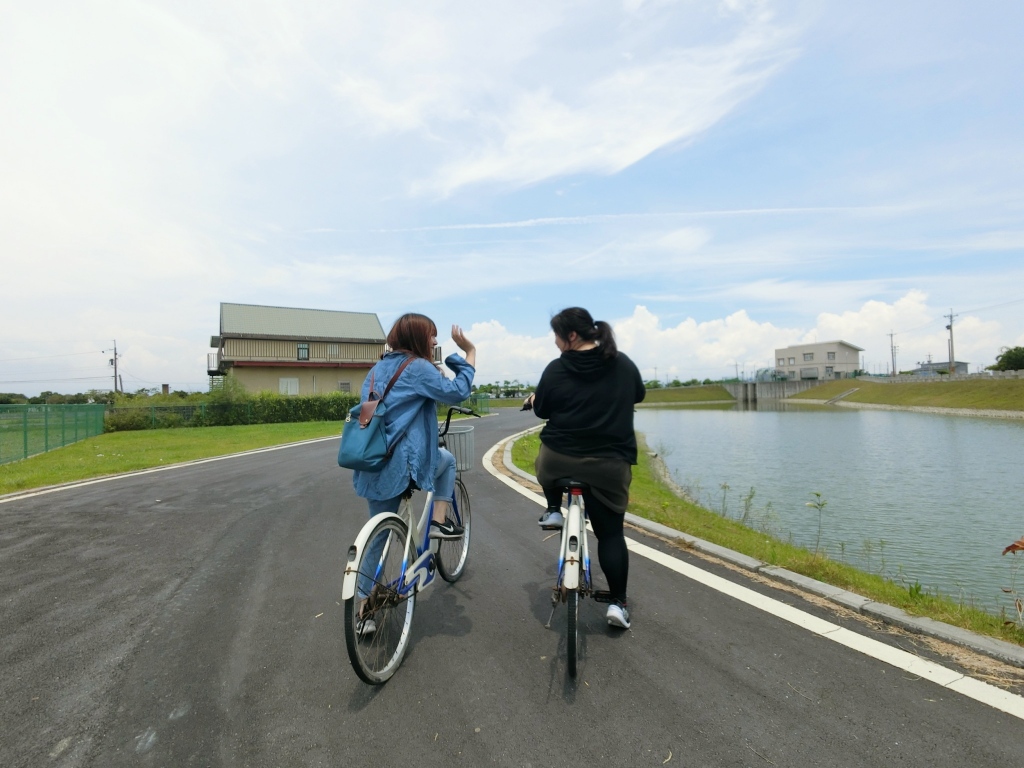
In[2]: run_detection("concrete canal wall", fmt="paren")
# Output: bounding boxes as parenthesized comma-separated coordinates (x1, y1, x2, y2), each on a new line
(722, 380, 821, 403)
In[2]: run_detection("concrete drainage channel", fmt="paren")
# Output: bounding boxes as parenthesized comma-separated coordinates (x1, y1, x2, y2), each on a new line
(498, 429, 1024, 670)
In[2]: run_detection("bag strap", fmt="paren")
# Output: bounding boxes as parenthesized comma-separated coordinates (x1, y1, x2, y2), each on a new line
(379, 355, 415, 403)
(358, 356, 416, 429)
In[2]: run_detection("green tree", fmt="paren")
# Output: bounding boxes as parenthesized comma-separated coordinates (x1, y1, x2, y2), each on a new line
(988, 346, 1024, 372)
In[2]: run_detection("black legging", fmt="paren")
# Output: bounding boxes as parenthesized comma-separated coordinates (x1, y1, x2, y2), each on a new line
(545, 488, 629, 603)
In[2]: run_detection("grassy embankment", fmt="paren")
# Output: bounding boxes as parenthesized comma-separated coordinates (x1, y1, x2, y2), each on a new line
(487, 384, 733, 408)
(510, 430, 1024, 647)
(0, 421, 344, 496)
(790, 377, 1024, 411)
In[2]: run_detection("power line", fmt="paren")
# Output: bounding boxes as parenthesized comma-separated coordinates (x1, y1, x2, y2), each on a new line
(0, 350, 104, 364)
(896, 296, 1024, 336)
(0, 376, 112, 385)
(959, 297, 1024, 315)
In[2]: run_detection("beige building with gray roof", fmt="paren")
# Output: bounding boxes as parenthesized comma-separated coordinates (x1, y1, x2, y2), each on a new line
(208, 303, 386, 395)
(774, 340, 863, 381)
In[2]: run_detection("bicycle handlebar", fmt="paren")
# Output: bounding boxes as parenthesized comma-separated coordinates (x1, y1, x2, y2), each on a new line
(440, 406, 480, 436)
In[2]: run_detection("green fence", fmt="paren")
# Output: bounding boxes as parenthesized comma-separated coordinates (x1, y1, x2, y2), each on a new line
(469, 393, 491, 413)
(0, 404, 107, 465)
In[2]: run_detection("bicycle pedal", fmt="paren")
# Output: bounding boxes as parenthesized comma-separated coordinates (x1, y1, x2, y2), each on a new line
(591, 590, 613, 603)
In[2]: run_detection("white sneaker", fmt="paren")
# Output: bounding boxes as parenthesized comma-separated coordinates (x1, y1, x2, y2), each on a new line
(538, 508, 564, 529)
(356, 617, 376, 636)
(606, 601, 631, 629)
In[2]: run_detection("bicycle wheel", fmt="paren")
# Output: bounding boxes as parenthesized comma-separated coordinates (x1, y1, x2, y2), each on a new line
(437, 478, 471, 582)
(566, 589, 579, 678)
(344, 516, 416, 685)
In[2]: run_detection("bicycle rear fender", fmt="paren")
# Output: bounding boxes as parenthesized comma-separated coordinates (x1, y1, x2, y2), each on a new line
(342, 512, 404, 601)
(560, 502, 583, 591)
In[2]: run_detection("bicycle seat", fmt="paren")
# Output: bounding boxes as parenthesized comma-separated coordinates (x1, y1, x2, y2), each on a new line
(552, 477, 589, 491)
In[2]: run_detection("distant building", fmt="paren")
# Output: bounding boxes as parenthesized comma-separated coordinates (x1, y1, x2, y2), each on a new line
(912, 359, 970, 376)
(208, 302, 386, 395)
(774, 340, 863, 381)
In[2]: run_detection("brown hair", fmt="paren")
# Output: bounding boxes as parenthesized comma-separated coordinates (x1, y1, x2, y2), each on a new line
(386, 313, 437, 361)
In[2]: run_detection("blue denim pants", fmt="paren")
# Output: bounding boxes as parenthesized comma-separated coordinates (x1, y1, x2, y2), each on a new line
(358, 448, 456, 599)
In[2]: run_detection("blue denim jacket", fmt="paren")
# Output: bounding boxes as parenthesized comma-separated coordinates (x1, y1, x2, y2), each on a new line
(352, 351, 475, 501)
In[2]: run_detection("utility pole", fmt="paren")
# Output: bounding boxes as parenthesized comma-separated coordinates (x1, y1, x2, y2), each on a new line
(945, 309, 958, 376)
(105, 341, 120, 394)
(888, 331, 899, 377)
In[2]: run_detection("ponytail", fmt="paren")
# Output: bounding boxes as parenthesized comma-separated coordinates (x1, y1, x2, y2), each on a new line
(593, 320, 617, 360)
(550, 307, 618, 360)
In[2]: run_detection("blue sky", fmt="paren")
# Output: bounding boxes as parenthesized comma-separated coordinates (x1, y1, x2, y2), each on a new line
(2, 1, 1022, 394)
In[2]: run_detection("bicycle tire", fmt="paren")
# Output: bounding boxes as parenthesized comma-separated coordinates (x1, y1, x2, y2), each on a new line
(437, 478, 471, 582)
(567, 589, 579, 678)
(344, 516, 416, 685)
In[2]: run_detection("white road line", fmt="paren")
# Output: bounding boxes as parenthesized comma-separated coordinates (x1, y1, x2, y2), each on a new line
(483, 436, 1024, 722)
(0, 435, 340, 505)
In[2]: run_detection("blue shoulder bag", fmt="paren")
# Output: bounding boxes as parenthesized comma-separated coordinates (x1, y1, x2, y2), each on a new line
(338, 356, 415, 472)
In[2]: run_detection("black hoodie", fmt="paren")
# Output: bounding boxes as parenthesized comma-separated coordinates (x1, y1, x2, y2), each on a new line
(533, 347, 646, 463)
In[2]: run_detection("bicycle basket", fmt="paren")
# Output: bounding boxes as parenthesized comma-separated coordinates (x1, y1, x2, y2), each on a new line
(445, 425, 475, 471)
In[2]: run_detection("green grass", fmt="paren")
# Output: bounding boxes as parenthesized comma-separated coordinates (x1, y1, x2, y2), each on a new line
(488, 397, 531, 408)
(511, 431, 1024, 647)
(490, 385, 734, 409)
(0, 421, 344, 496)
(790, 377, 1024, 411)
(641, 385, 733, 403)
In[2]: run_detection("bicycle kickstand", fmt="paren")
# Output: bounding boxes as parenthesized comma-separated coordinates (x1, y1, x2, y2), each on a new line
(544, 588, 561, 628)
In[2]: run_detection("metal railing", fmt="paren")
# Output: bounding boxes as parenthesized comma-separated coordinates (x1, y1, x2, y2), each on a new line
(0, 404, 107, 465)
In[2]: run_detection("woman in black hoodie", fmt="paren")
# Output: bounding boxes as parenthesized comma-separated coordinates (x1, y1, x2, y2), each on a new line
(524, 307, 645, 629)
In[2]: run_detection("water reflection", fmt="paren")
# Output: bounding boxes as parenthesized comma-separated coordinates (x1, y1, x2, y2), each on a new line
(635, 406, 1024, 611)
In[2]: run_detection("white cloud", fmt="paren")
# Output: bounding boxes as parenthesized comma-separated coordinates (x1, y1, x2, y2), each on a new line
(465, 294, 1016, 386)
(444, 320, 555, 385)
(425, 18, 798, 194)
(614, 305, 799, 379)
(810, 291, 1007, 373)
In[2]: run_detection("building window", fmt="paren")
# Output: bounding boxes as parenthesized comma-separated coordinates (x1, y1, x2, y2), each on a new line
(788, 357, 796, 365)
(803, 353, 814, 361)
(279, 377, 299, 395)
(777, 358, 785, 366)
(825, 366, 834, 377)
(337, 381, 351, 392)
(788, 371, 796, 379)
(297, 343, 309, 361)
(827, 351, 836, 361)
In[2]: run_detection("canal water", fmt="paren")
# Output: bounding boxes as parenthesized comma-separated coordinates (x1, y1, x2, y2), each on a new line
(634, 405, 1024, 613)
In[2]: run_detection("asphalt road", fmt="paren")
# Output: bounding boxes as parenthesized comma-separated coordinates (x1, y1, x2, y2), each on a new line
(3, 410, 1024, 767)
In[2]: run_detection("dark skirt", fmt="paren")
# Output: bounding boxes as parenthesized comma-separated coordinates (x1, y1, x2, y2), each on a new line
(534, 444, 632, 514)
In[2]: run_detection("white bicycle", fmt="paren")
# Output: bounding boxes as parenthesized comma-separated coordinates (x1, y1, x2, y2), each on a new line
(342, 406, 477, 685)
(547, 478, 614, 678)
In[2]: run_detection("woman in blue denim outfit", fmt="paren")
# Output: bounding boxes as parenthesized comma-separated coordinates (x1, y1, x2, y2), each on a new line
(352, 314, 475, 625)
